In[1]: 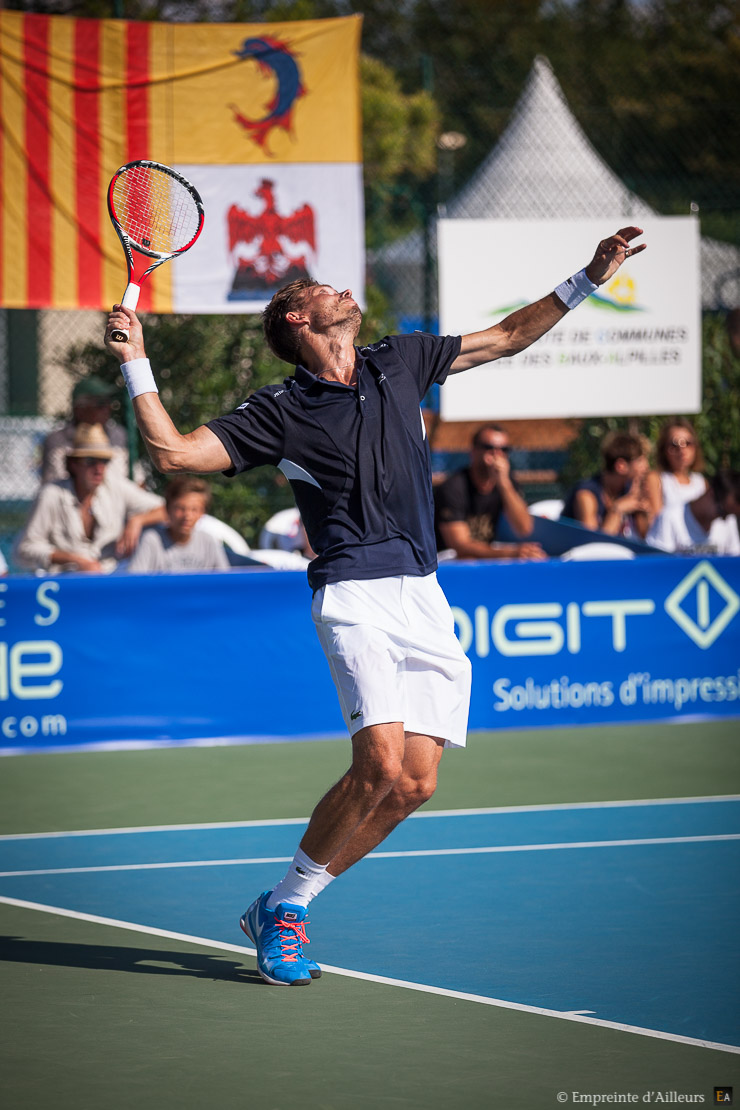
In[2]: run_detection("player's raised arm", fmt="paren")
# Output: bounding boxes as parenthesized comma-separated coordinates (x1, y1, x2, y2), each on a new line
(450, 225, 646, 373)
(105, 305, 231, 475)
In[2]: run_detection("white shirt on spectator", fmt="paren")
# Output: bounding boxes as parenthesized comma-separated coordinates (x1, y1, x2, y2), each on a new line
(659, 471, 707, 508)
(647, 503, 740, 555)
(14, 474, 164, 574)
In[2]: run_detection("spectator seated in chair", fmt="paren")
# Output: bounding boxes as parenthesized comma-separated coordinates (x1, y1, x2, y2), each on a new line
(646, 469, 740, 555)
(643, 417, 707, 521)
(434, 424, 546, 561)
(128, 476, 231, 573)
(562, 430, 651, 538)
(15, 423, 165, 575)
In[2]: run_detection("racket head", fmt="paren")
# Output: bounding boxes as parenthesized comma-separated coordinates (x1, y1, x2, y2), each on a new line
(107, 160, 204, 262)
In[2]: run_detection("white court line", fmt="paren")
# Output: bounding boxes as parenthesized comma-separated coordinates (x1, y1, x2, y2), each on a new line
(0, 817, 311, 841)
(1, 833, 738, 878)
(1, 794, 738, 841)
(0, 893, 737, 1056)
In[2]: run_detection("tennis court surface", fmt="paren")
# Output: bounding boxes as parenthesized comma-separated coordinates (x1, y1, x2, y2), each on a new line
(1, 721, 738, 1109)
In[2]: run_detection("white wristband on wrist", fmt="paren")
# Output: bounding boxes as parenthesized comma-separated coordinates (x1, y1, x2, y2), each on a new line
(553, 268, 598, 310)
(121, 357, 158, 400)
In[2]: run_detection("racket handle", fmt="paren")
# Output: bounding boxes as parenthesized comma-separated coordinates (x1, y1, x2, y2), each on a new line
(111, 283, 141, 343)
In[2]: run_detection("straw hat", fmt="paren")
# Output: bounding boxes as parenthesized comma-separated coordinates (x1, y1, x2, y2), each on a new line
(66, 423, 115, 460)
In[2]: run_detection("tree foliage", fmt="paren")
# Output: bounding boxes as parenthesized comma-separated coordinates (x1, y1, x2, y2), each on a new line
(361, 55, 439, 246)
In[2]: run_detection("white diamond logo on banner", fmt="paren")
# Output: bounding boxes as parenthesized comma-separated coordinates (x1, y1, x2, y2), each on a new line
(664, 561, 740, 649)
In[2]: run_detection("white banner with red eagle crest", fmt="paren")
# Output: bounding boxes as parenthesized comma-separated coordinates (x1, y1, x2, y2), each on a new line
(177, 164, 364, 312)
(0, 12, 364, 313)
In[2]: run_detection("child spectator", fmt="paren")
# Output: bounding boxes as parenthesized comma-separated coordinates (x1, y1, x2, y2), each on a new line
(128, 476, 230, 573)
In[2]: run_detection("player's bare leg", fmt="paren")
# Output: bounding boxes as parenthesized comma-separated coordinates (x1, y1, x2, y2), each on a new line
(319, 731, 444, 878)
(240, 726, 443, 985)
(240, 721, 407, 984)
(298, 721, 408, 864)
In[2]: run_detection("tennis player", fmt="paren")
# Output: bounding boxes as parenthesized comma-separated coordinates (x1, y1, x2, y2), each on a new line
(105, 225, 645, 986)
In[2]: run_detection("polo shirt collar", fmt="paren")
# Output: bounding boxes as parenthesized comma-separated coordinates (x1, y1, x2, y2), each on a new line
(294, 349, 365, 391)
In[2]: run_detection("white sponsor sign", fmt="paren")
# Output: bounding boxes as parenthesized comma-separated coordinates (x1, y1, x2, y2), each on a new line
(172, 164, 365, 313)
(439, 217, 701, 420)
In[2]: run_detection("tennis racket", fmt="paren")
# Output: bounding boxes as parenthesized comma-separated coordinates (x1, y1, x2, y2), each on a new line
(107, 160, 205, 342)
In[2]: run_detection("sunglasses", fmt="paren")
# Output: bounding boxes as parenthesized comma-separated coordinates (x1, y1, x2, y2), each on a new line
(476, 442, 511, 453)
(668, 438, 695, 449)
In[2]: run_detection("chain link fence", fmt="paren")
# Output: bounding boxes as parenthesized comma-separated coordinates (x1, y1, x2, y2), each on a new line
(1, 0, 738, 564)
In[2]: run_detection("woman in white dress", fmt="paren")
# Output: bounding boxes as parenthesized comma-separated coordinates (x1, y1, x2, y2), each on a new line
(645, 417, 707, 516)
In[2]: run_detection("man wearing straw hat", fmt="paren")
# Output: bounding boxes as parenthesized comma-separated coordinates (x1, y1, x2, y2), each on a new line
(15, 423, 165, 575)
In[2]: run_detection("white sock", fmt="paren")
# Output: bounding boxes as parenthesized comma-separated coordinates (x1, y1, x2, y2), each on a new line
(266, 848, 327, 909)
(311, 869, 337, 898)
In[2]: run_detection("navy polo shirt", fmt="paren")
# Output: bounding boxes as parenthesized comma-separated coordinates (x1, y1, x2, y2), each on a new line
(206, 332, 461, 591)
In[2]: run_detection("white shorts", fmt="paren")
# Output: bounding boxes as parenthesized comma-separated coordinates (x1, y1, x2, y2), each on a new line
(311, 573, 472, 747)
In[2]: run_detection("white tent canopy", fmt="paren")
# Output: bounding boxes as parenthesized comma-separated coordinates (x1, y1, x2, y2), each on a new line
(447, 56, 653, 221)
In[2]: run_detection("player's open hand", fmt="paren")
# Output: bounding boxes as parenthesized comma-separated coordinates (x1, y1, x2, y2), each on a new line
(105, 305, 146, 364)
(585, 227, 646, 286)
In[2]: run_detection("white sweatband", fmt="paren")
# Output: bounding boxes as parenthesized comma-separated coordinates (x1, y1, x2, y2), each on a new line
(121, 357, 158, 400)
(553, 268, 598, 310)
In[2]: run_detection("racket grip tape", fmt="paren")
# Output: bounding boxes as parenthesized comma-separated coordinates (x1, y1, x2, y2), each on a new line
(111, 283, 141, 342)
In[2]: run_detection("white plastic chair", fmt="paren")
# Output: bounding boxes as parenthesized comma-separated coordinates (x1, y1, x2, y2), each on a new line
(259, 507, 305, 553)
(195, 514, 251, 556)
(528, 499, 564, 520)
(560, 543, 635, 561)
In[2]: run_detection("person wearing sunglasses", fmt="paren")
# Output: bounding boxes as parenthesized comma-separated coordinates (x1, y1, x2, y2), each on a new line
(434, 424, 545, 561)
(644, 418, 707, 520)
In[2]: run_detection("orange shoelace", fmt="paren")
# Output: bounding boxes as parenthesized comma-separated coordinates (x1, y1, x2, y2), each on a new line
(276, 916, 310, 963)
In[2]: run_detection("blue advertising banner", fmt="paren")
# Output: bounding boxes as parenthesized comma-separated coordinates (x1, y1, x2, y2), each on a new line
(1, 556, 738, 753)
(443, 556, 740, 731)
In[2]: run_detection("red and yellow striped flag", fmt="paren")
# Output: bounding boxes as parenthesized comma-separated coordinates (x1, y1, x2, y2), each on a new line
(0, 12, 363, 312)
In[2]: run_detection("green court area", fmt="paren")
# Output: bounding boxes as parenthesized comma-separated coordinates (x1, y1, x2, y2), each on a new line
(1, 720, 738, 1109)
(2, 719, 739, 834)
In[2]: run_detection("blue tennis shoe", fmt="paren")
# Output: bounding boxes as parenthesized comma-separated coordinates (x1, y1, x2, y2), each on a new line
(240, 891, 320, 986)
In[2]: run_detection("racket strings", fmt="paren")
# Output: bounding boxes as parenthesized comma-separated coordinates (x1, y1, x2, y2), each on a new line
(112, 166, 200, 254)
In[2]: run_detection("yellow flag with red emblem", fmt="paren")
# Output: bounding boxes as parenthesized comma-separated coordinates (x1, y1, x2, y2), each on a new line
(0, 11, 363, 312)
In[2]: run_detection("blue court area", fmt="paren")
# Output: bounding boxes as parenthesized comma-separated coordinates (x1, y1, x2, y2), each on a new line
(1, 798, 738, 1050)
